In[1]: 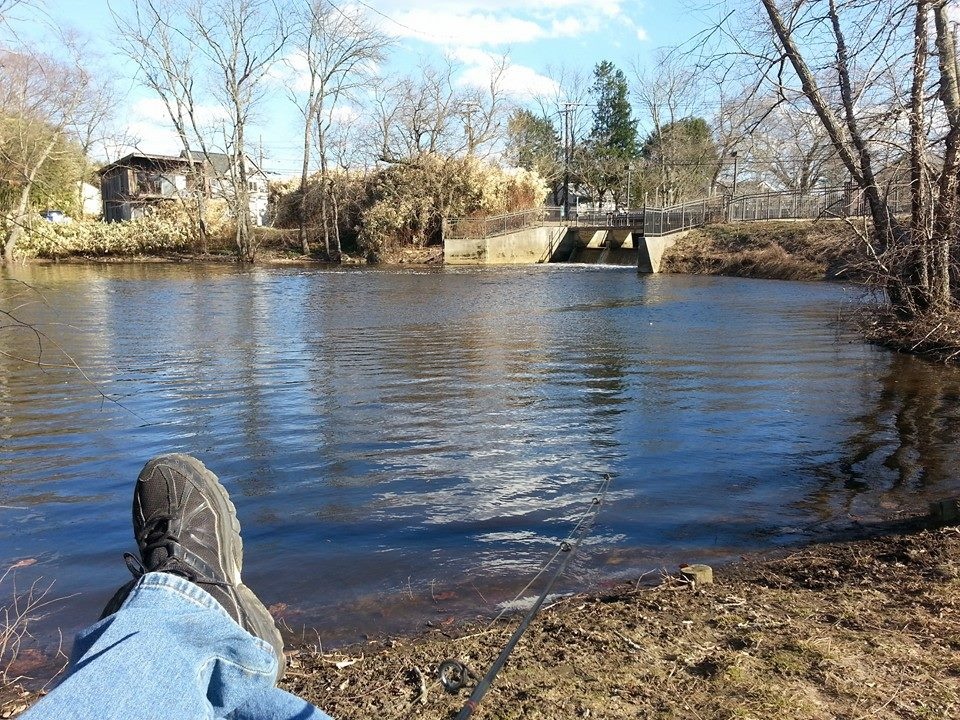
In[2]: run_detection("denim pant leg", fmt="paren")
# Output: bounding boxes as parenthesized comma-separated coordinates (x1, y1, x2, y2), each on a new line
(22, 573, 330, 720)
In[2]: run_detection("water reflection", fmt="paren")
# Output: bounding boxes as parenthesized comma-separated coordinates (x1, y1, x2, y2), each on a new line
(1, 264, 959, 650)
(806, 351, 960, 524)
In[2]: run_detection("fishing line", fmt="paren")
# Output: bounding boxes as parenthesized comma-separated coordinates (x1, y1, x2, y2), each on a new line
(438, 472, 612, 719)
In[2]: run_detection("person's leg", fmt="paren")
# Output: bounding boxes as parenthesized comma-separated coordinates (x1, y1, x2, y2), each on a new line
(22, 455, 330, 720)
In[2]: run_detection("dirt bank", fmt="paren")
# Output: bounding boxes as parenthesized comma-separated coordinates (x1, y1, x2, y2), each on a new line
(281, 516, 959, 720)
(7, 513, 956, 719)
(660, 221, 866, 282)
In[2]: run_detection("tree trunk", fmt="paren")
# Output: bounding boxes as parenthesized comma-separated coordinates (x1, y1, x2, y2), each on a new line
(932, 2, 960, 309)
(299, 111, 313, 256)
(235, 118, 254, 262)
(318, 128, 331, 259)
(3, 226, 19, 265)
(910, 0, 931, 306)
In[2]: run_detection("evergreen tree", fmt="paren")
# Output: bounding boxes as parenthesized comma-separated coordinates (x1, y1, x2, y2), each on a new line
(506, 109, 562, 203)
(641, 117, 719, 202)
(589, 61, 637, 159)
(576, 61, 638, 208)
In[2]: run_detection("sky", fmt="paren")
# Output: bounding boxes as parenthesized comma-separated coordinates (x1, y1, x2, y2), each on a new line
(17, 0, 710, 178)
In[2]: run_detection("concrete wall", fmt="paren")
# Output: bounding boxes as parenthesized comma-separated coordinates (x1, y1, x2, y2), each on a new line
(445, 224, 687, 272)
(637, 232, 687, 273)
(445, 226, 568, 265)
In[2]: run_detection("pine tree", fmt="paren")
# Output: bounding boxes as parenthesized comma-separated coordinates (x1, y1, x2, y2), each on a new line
(589, 61, 638, 159)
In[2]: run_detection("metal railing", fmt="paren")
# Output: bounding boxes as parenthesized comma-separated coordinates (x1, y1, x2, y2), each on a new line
(447, 206, 563, 239)
(728, 184, 910, 222)
(643, 197, 727, 237)
(568, 210, 646, 228)
(447, 184, 913, 242)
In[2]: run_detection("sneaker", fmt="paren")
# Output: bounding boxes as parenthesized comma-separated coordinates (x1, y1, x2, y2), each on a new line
(101, 454, 286, 680)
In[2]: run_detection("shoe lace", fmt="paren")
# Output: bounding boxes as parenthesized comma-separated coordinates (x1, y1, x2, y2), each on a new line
(124, 514, 227, 588)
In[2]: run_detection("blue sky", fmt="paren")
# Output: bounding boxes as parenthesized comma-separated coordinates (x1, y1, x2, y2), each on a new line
(25, 0, 708, 177)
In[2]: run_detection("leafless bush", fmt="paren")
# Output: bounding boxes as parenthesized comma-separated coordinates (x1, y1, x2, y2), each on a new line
(0, 561, 60, 685)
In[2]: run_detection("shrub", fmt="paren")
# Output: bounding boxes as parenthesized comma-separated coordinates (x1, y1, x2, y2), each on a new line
(15, 203, 202, 258)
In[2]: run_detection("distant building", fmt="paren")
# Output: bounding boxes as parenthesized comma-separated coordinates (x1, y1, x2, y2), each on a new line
(80, 182, 102, 218)
(99, 150, 270, 225)
(99, 152, 196, 222)
(195, 151, 269, 227)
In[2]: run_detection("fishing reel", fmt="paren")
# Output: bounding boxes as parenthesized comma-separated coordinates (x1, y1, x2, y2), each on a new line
(438, 659, 475, 692)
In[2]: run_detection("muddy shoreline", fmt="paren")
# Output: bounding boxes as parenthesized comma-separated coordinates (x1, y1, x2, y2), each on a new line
(4, 508, 958, 719)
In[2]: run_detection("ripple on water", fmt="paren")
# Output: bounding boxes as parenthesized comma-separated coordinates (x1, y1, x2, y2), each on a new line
(2, 265, 960, 647)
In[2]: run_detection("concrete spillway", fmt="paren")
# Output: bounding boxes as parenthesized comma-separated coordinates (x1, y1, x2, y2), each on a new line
(567, 247, 639, 266)
(444, 226, 679, 272)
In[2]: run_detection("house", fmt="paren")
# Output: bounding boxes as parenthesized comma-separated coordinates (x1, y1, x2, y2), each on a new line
(191, 151, 269, 227)
(80, 182, 102, 218)
(100, 150, 270, 225)
(99, 152, 197, 222)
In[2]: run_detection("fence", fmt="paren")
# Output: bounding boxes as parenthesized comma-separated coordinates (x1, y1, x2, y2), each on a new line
(643, 197, 727, 237)
(448, 184, 913, 241)
(447, 206, 563, 239)
(568, 210, 646, 228)
(728, 184, 910, 222)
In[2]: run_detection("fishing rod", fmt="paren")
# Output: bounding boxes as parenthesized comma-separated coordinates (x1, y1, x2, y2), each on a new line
(438, 473, 612, 720)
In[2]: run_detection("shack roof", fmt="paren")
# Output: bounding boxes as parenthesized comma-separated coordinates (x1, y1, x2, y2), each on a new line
(99, 152, 198, 175)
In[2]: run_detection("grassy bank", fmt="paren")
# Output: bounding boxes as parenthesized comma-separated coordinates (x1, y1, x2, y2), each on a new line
(5, 512, 957, 719)
(659, 221, 865, 281)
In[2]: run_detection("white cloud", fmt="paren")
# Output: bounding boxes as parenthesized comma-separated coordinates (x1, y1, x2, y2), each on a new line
(328, 105, 360, 124)
(635, 26, 649, 41)
(376, 0, 633, 47)
(119, 97, 230, 157)
(272, 51, 313, 94)
(390, 10, 546, 46)
(452, 48, 559, 99)
(549, 17, 584, 38)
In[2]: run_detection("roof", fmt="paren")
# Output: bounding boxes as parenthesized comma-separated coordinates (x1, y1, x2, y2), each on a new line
(99, 152, 197, 175)
(180, 150, 266, 178)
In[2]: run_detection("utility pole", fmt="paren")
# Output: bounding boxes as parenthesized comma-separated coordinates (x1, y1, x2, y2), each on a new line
(463, 101, 481, 155)
(563, 102, 572, 219)
(625, 163, 632, 210)
(563, 102, 582, 219)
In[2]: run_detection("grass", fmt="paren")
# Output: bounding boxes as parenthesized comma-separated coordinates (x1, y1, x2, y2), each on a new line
(659, 220, 865, 281)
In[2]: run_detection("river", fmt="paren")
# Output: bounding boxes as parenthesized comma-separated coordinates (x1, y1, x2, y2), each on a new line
(2, 263, 959, 650)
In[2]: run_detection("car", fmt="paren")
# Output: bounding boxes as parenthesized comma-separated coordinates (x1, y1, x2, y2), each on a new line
(40, 209, 72, 224)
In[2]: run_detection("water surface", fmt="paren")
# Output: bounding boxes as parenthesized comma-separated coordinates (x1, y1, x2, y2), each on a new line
(2, 263, 959, 647)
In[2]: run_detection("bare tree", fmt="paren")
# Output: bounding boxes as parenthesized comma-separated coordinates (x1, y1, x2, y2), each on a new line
(742, 95, 838, 192)
(372, 55, 509, 163)
(0, 47, 89, 264)
(113, 0, 213, 251)
(729, 0, 960, 317)
(632, 53, 708, 203)
(185, 0, 288, 262)
(287, 0, 385, 256)
(116, 0, 287, 261)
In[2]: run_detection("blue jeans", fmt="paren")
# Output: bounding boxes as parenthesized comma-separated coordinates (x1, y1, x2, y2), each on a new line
(22, 573, 331, 720)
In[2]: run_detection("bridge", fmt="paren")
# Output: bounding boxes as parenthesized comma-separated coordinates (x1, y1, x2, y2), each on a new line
(445, 185, 910, 272)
